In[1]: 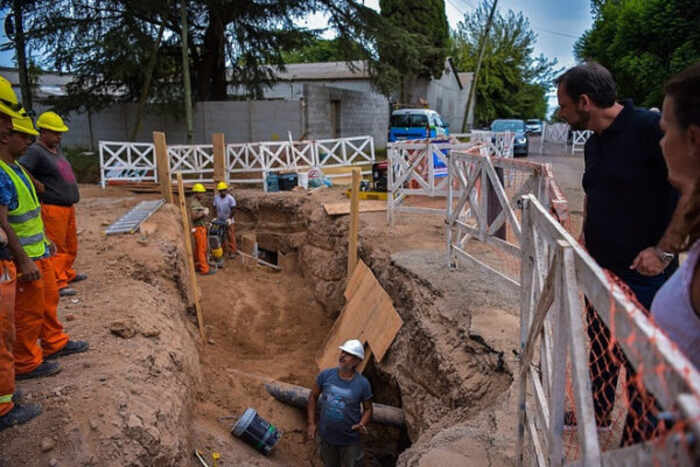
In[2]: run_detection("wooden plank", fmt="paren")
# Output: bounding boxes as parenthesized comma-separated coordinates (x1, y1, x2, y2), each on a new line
(344, 258, 371, 301)
(565, 435, 692, 467)
(365, 293, 403, 362)
(678, 393, 700, 453)
(212, 132, 226, 182)
(323, 200, 387, 216)
(176, 172, 205, 342)
(549, 241, 570, 467)
(562, 247, 601, 466)
(153, 131, 173, 204)
(528, 413, 548, 467)
(348, 168, 360, 277)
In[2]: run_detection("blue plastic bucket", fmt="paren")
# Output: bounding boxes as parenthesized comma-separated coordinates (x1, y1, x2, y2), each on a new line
(232, 408, 281, 455)
(266, 173, 280, 192)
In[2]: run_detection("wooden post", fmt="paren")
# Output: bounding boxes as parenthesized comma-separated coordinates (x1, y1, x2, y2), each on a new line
(212, 133, 226, 183)
(347, 168, 361, 277)
(176, 172, 206, 342)
(153, 131, 173, 204)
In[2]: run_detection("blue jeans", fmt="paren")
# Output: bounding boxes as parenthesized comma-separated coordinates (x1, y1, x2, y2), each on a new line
(586, 260, 677, 445)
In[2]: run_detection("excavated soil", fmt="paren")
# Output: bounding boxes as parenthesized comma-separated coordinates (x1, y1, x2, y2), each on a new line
(0, 153, 587, 465)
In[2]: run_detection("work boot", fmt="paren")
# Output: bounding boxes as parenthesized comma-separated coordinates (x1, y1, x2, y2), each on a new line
(59, 287, 78, 297)
(70, 273, 88, 283)
(45, 340, 89, 360)
(16, 361, 61, 380)
(0, 402, 42, 431)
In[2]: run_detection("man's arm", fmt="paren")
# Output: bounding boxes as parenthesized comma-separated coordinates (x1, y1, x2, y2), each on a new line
(0, 205, 40, 282)
(0, 225, 6, 246)
(18, 164, 45, 193)
(352, 400, 373, 433)
(306, 383, 321, 441)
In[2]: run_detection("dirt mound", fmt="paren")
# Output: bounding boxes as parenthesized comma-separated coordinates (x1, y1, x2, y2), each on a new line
(1, 200, 201, 466)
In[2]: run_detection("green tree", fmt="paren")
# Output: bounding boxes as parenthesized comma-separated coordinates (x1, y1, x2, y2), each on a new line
(282, 38, 365, 64)
(575, 0, 700, 108)
(451, 1, 558, 126)
(377, 0, 450, 102)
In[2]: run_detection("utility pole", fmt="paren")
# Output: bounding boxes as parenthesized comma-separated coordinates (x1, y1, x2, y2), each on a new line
(180, 0, 193, 143)
(130, 19, 166, 141)
(11, 1, 32, 112)
(461, 0, 497, 133)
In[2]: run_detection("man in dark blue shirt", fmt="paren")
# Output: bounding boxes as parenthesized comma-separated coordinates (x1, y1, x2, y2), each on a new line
(556, 62, 678, 445)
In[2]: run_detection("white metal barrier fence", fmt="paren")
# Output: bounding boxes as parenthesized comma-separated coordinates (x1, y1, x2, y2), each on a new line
(100, 135, 375, 189)
(517, 195, 699, 467)
(99, 141, 157, 188)
(571, 130, 593, 154)
(387, 134, 511, 225)
(538, 123, 570, 155)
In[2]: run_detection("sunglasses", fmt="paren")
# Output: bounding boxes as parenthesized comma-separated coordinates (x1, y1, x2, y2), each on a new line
(0, 98, 22, 113)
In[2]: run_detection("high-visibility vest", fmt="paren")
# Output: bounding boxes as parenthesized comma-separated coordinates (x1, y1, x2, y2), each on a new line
(0, 160, 47, 258)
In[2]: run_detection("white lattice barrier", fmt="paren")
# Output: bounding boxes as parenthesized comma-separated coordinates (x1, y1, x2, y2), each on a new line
(99, 141, 157, 188)
(167, 144, 215, 182)
(539, 123, 570, 154)
(315, 135, 375, 180)
(446, 152, 552, 288)
(517, 195, 700, 467)
(571, 130, 592, 154)
(469, 130, 516, 157)
(387, 138, 495, 225)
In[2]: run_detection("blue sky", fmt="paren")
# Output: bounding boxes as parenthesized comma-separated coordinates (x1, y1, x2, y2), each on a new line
(1, 1, 593, 112)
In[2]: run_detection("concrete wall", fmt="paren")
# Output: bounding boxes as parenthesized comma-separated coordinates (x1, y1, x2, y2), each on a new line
(55, 100, 304, 148)
(303, 84, 390, 148)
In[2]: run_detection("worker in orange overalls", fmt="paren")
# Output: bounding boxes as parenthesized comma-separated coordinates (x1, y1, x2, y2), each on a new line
(19, 111, 85, 297)
(0, 76, 42, 431)
(0, 109, 88, 386)
(189, 183, 214, 275)
(213, 181, 237, 257)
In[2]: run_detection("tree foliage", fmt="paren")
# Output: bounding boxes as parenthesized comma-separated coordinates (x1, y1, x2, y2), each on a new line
(282, 37, 365, 64)
(377, 0, 449, 101)
(575, 0, 700, 108)
(450, 1, 558, 127)
(2, 0, 424, 113)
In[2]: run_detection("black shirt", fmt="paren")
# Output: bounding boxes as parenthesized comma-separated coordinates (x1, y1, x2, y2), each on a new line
(582, 100, 678, 273)
(19, 143, 80, 206)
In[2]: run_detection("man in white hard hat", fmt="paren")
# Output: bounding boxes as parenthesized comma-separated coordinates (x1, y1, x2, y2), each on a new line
(307, 339, 373, 467)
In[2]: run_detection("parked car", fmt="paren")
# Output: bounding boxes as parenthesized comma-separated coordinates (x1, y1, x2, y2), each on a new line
(526, 119, 543, 135)
(388, 108, 449, 142)
(491, 119, 529, 157)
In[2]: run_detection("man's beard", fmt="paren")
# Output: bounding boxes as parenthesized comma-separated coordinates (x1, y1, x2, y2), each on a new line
(569, 109, 591, 131)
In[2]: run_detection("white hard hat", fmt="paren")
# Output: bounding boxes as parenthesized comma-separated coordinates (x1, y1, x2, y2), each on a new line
(339, 339, 365, 360)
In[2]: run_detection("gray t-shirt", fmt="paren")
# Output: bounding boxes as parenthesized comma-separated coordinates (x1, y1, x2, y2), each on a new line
(213, 193, 236, 222)
(317, 368, 373, 446)
(19, 142, 79, 206)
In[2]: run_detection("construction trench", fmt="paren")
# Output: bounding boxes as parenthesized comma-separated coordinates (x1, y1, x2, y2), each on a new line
(0, 185, 523, 467)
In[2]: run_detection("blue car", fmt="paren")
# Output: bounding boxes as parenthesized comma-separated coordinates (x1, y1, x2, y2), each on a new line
(388, 109, 449, 142)
(491, 119, 529, 157)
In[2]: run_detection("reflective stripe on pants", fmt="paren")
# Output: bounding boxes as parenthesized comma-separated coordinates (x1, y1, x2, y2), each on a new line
(0, 260, 16, 416)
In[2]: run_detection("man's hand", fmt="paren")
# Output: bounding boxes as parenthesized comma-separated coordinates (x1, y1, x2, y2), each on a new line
(630, 247, 671, 276)
(306, 424, 316, 442)
(18, 258, 40, 282)
(0, 226, 6, 247)
(351, 423, 368, 434)
(47, 241, 57, 256)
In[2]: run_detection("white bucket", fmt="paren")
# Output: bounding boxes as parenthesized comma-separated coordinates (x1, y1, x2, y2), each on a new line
(297, 172, 309, 189)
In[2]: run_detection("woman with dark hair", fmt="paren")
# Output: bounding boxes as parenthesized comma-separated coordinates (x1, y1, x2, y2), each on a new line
(651, 62, 700, 370)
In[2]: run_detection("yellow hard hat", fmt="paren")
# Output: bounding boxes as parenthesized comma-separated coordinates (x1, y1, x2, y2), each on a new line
(12, 109, 38, 136)
(0, 76, 24, 119)
(216, 181, 228, 191)
(36, 111, 69, 132)
(192, 183, 206, 193)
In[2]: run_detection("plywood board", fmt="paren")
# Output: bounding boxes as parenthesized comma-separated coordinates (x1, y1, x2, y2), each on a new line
(240, 232, 256, 255)
(323, 200, 387, 216)
(316, 260, 403, 372)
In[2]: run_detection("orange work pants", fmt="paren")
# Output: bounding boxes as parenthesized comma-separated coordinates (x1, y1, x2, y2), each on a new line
(0, 260, 16, 416)
(226, 223, 237, 254)
(41, 204, 78, 290)
(193, 226, 209, 274)
(14, 258, 69, 375)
